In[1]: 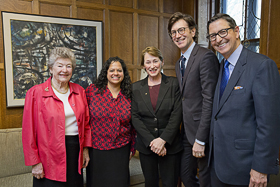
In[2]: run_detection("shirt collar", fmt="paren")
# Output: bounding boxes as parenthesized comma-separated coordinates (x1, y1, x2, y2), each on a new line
(181, 42, 196, 60)
(105, 86, 123, 100)
(227, 44, 243, 66)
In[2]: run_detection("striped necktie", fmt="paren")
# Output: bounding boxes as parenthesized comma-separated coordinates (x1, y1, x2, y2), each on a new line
(180, 55, 186, 83)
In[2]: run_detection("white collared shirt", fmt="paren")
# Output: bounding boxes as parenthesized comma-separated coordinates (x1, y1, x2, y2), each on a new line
(180, 42, 196, 68)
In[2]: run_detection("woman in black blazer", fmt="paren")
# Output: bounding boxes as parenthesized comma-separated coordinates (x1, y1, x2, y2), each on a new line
(131, 46, 182, 187)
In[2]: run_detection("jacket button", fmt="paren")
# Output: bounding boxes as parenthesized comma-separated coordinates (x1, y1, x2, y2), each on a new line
(215, 117, 217, 121)
(182, 97, 185, 101)
(154, 118, 157, 121)
(154, 128, 158, 131)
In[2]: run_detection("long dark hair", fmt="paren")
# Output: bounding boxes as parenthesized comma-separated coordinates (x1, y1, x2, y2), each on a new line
(95, 56, 132, 99)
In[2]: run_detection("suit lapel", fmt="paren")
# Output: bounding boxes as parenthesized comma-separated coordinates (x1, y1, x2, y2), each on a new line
(140, 77, 156, 116)
(217, 48, 247, 112)
(213, 62, 223, 114)
(155, 74, 169, 113)
(182, 44, 199, 91)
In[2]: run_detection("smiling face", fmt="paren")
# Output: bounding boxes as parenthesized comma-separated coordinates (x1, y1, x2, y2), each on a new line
(107, 61, 124, 87)
(50, 58, 73, 84)
(171, 19, 195, 54)
(143, 52, 163, 78)
(209, 18, 240, 59)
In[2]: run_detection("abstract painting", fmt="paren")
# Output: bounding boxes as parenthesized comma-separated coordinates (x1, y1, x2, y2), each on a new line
(2, 12, 103, 107)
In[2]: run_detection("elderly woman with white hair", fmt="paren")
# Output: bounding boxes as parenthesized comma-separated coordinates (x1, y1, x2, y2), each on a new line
(22, 47, 91, 187)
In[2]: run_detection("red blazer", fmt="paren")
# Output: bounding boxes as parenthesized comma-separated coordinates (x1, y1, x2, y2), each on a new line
(22, 77, 91, 182)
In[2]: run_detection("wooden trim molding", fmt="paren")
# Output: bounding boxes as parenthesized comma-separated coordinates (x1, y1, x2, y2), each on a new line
(0, 63, 4, 70)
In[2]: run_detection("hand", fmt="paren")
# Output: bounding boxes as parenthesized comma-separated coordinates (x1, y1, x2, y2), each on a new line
(32, 163, 45, 179)
(150, 137, 166, 155)
(192, 142, 205, 158)
(83, 147, 90, 168)
(158, 147, 167, 157)
(249, 169, 267, 187)
(129, 152, 133, 160)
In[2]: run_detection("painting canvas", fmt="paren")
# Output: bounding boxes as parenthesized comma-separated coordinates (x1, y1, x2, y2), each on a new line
(2, 12, 103, 107)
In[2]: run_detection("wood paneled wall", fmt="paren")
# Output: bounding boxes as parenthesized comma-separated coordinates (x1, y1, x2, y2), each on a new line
(260, 0, 280, 71)
(0, 0, 195, 129)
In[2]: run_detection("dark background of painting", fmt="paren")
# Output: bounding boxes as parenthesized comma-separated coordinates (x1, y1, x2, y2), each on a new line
(11, 19, 97, 99)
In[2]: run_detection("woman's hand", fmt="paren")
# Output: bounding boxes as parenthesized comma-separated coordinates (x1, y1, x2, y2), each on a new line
(129, 152, 133, 160)
(32, 163, 45, 179)
(83, 147, 90, 168)
(150, 137, 166, 155)
(158, 147, 167, 157)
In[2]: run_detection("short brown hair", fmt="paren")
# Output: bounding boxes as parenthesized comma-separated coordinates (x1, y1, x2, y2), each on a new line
(168, 12, 198, 43)
(141, 46, 164, 66)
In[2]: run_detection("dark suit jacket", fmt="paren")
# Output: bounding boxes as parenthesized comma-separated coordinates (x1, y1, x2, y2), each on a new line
(131, 74, 183, 155)
(209, 47, 280, 185)
(175, 44, 219, 144)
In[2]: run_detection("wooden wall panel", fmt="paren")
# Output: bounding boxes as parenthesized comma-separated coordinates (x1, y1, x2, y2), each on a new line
(182, 0, 197, 22)
(40, 3, 70, 17)
(0, 0, 32, 13)
(260, 0, 280, 70)
(163, 0, 182, 14)
(0, 0, 196, 129)
(163, 69, 176, 77)
(160, 17, 180, 67)
(77, 8, 103, 21)
(138, 0, 158, 12)
(77, 0, 103, 3)
(138, 15, 159, 65)
(109, 11, 133, 64)
(109, 0, 133, 8)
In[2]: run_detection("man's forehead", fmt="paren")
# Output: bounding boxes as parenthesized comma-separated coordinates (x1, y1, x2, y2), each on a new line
(171, 19, 188, 30)
(209, 19, 230, 32)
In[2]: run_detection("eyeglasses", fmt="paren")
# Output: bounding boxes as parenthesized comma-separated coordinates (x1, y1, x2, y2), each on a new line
(170, 27, 188, 38)
(206, 27, 234, 41)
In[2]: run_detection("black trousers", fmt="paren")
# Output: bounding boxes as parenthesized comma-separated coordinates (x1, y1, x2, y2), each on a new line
(139, 151, 181, 187)
(180, 133, 211, 187)
(86, 144, 130, 187)
(33, 135, 83, 187)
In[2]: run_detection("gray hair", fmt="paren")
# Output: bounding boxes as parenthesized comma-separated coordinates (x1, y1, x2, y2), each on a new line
(48, 47, 76, 70)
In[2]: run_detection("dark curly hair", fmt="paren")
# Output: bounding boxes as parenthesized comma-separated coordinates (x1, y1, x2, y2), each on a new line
(95, 56, 132, 99)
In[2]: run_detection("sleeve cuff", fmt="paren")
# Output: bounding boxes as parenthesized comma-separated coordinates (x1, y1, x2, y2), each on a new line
(195, 139, 205, 145)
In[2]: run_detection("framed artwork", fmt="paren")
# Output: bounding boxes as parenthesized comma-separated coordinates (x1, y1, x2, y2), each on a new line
(2, 12, 103, 107)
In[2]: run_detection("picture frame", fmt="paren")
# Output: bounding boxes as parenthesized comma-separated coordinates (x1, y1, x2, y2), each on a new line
(2, 11, 103, 107)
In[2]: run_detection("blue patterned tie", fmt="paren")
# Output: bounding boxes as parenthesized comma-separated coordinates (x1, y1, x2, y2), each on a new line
(180, 55, 186, 83)
(220, 60, 230, 100)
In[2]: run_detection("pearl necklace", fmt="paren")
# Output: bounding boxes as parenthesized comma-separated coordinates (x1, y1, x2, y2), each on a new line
(51, 81, 69, 94)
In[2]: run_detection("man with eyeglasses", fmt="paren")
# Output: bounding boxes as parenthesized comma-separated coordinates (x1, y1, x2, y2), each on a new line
(207, 13, 280, 187)
(168, 12, 219, 187)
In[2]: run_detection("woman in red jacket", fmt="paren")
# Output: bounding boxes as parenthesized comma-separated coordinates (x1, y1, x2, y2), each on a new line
(22, 47, 91, 187)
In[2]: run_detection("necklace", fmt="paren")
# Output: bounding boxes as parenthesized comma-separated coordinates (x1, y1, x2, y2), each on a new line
(51, 81, 69, 94)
